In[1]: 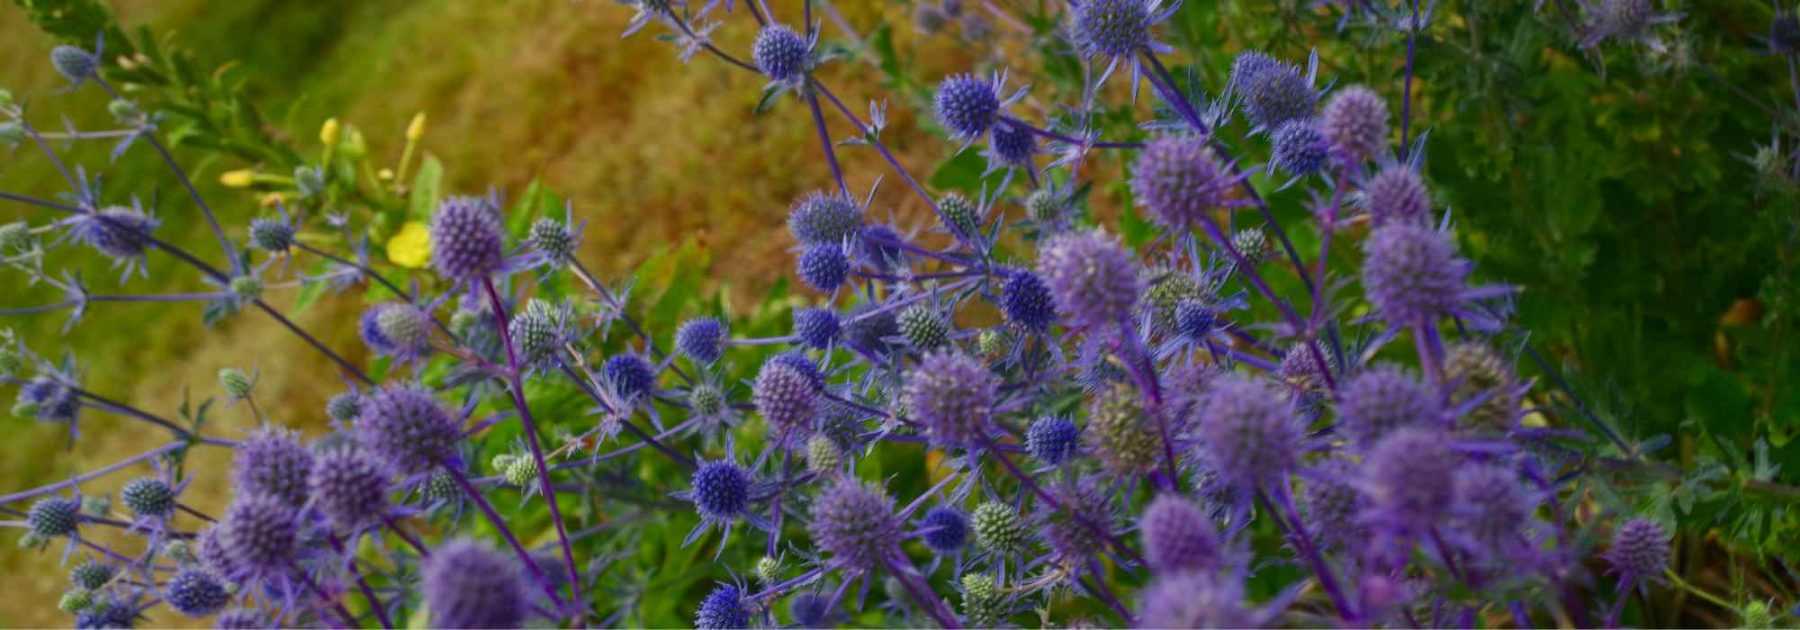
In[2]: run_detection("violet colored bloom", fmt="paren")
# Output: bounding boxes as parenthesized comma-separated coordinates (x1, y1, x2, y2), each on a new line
(1322, 86, 1389, 163)
(696, 584, 751, 629)
(1361, 223, 1470, 328)
(27, 496, 79, 538)
(248, 215, 296, 252)
(793, 307, 841, 349)
(1195, 375, 1306, 491)
(1231, 51, 1317, 131)
(790, 591, 834, 627)
(797, 243, 850, 293)
(1605, 518, 1670, 583)
(1131, 135, 1241, 229)
(1136, 571, 1267, 628)
(422, 539, 528, 629)
(753, 24, 810, 84)
(1303, 458, 1365, 550)
(1361, 427, 1460, 536)
(216, 494, 299, 584)
(429, 195, 505, 281)
(66, 207, 158, 263)
(120, 477, 174, 519)
(1449, 464, 1536, 560)
(808, 479, 902, 572)
(356, 386, 462, 476)
(1042, 476, 1113, 563)
(231, 427, 314, 507)
(676, 317, 727, 364)
(1272, 119, 1329, 175)
(903, 350, 999, 448)
(1002, 271, 1058, 331)
(510, 298, 573, 369)
(371, 302, 432, 361)
(1140, 494, 1222, 573)
(1026, 416, 1080, 466)
(1336, 364, 1439, 447)
(685, 460, 751, 524)
(919, 506, 970, 554)
(843, 302, 901, 357)
(754, 355, 818, 436)
(50, 45, 98, 82)
(164, 568, 230, 617)
(326, 391, 363, 422)
(1362, 166, 1431, 226)
(988, 119, 1037, 169)
(1071, 0, 1173, 59)
(787, 192, 864, 246)
(603, 353, 658, 402)
(935, 73, 1001, 140)
(857, 224, 907, 270)
(1036, 230, 1141, 329)
(16, 376, 79, 423)
(308, 447, 392, 533)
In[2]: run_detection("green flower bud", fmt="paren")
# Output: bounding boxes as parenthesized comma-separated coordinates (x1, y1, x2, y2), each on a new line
(217, 368, 253, 400)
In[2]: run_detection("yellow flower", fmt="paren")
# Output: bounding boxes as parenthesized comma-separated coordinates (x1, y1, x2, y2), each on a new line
(386, 221, 432, 269)
(219, 169, 256, 188)
(406, 112, 427, 142)
(320, 118, 341, 147)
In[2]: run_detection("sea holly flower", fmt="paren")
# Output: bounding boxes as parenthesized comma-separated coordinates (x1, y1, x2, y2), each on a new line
(1230, 50, 1321, 132)
(59, 205, 158, 280)
(422, 539, 529, 629)
(673, 443, 771, 553)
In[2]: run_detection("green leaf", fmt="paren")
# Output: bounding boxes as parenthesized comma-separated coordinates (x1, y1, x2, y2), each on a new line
(408, 154, 444, 221)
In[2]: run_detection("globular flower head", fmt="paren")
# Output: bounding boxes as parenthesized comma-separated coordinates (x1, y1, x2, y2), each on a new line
(1002, 271, 1057, 331)
(971, 501, 1029, 555)
(527, 216, 575, 263)
(898, 305, 950, 350)
(935, 74, 1001, 140)
(1303, 458, 1365, 550)
(1071, 0, 1159, 58)
(687, 383, 727, 419)
(1232, 227, 1272, 265)
(248, 216, 296, 252)
(797, 244, 850, 293)
(807, 479, 901, 572)
(326, 391, 362, 423)
(1446, 341, 1520, 433)
(1036, 230, 1142, 328)
(1361, 223, 1469, 327)
(70, 561, 114, 590)
(217, 494, 299, 582)
(1174, 299, 1217, 341)
(1231, 51, 1317, 131)
(356, 386, 461, 476)
(753, 24, 810, 83)
(903, 350, 999, 448)
(676, 317, 727, 364)
(68, 207, 158, 262)
(1605, 518, 1670, 582)
(232, 428, 314, 507)
(28, 497, 80, 538)
(938, 192, 983, 242)
(1449, 464, 1535, 557)
(164, 569, 229, 617)
(1132, 136, 1240, 229)
(74, 600, 138, 629)
(793, 307, 841, 349)
(805, 433, 843, 475)
(16, 376, 79, 423)
(1026, 416, 1080, 466)
(428, 195, 505, 281)
(1336, 365, 1439, 446)
(1041, 477, 1114, 563)
(1362, 166, 1431, 226)
(1272, 119, 1329, 176)
(960, 573, 1006, 627)
(1136, 571, 1262, 629)
(688, 460, 752, 522)
(510, 299, 573, 369)
(1085, 384, 1162, 475)
(603, 353, 658, 402)
(788, 192, 864, 246)
(374, 303, 432, 360)
(120, 478, 175, 519)
(1362, 427, 1460, 532)
(1140, 494, 1222, 573)
(696, 584, 751, 629)
(1197, 375, 1306, 491)
(988, 119, 1036, 168)
(920, 506, 970, 554)
(754, 356, 819, 436)
(843, 302, 901, 356)
(308, 448, 392, 533)
(789, 591, 833, 627)
(1143, 271, 1207, 337)
(422, 539, 528, 629)
(1322, 86, 1389, 163)
(51, 45, 98, 82)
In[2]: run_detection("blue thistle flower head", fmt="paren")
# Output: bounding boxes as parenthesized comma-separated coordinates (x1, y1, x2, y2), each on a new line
(358, 304, 397, 355)
(919, 506, 970, 554)
(753, 24, 811, 84)
(1361, 223, 1470, 328)
(1071, 0, 1173, 58)
(1361, 427, 1460, 538)
(696, 584, 751, 629)
(164, 569, 229, 618)
(355, 386, 462, 476)
(1173, 298, 1217, 341)
(808, 479, 902, 572)
(27, 497, 80, 538)
(50, 45, 98, 83)
(216, 494, 299, 583)
(792, 307, 841, 349)
(1036, 230, 1142, 329)
(1140, 494, 1222, 573)
(70, 561, 114, 590)
(903, 350, 1000, 448)
(686, 460, 752, 522)
(1336, 364, 1439, 447)
(509, 298, 574, 369)
(754, 355, 819, 437)
(1231, 50, 1318, 131)
(935, 73, 1001, 140)
(603, 353, 658, 402)
(423, 539, 528, 629)
(1605, 518, 1670, 582)
(797, 243, 850, 293)
(74, 599, 138, 629)
(428, 194, 506, 281)
(788, 192, 864, 246)
(370, 302, 432, 362)
(120, 477, 175, 519)
(16, 376, 79, 423)
(1026, 415, 1080, 466)
(325, 391, 363, 423)
(676, 317, 728, 364)
(790, 591, 834, 627)
(987, 119, 1037, 170)
(232, 427, 314, 507)
(1138, 571, 1271, 628)
(1196, 375, 1305, 491)
(247, 215, 296, 252)
(1002, 271, 1058, 331)
(1449, 464, 1537, 561)
(1131, 136, 1242, 229)
(1362, 166, 1431, 226)
(308, 447, 392, 533)
(1322, 85, 1389, 164)
(65, 207, 158, 269)
(1271, 119, 1329, 176)
(843, 302, 900, 357)
(1302, 458, 1365, 550)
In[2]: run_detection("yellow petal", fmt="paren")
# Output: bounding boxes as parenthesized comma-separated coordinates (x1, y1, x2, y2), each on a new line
(386, 221, 432, 269)
(219, 169, 256, 188)
(320, 118, 340, 146)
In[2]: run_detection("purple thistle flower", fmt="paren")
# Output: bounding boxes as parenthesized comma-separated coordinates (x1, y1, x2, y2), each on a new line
(1131, 136, 1242, 229)
(74, 600, 138, 629)
(1322, 86, 1389, 164)
(358, 304, 397, 355)
(509, 298, 574, 369)
(422, 539, 528, 629)
(65, 207, 158, 266)
(27, 497, 80, 538)
(603, 353, 658, 402)
(1361, 223, 1469, 328)
(988, 119, 1037, 169)
(215, 494, 299, 584)
(50, 45, 98, 83)
(686, 460, 751, 523)
(797, 244, 850, 293)
(843, 302, 900, 357)
(1336, 364, 1439, 447)
(754, 355, 819, 437)
(164, 568, 230, 617)
(372, 302, 432, 362)
(787, 192, 864, 246)
(120, 477, 175, 519)
(1136, 571, 1265, 628)
(248, 215, 296, 252)
(1026, 416, 1080, 466)
(16, 376, 79, 423)
(1362, 166, 1431, 226)
(1036, 230, 1141, 329)
(70, 561, 114, 590)
(355, 386, 462, 476)
(790, 591, 834, 627)
(1071, 0, 1167, 58)
(935, 74, 1001, 140)
(1605, 518, 1670, 583)
(1449, 464, 1537, 562)
(1195, 375, 1306, 491)
(676, 317, 727, 364)
(919, 506, 970, 554)
(696, 584, 751, 629)
(903, 350, 999, 448)
(1140, 494, 1222, 573)
(808, 479, 902, 572)
(1002, 270, 1058, 332)
(325, 391, 363, 423)
(1173, 299, 1217, 341)
(1231, 51, 1317, 131)
(1271, 119, 1329, 176)
(428, 195, 505, 281)
(1302, 458, 1365, 550)
(307, 447, 392, 533)
(857, 224, 907, 270)
(793, 307, 841, 349)
(1361, 427, 1460, 538)
(232, 427, 314, 507)
(753, 24, 810, 84)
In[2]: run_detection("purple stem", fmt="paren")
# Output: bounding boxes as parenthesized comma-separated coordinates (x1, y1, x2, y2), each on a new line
(805, 90, 851, 197)
(0, 441, 186, 505)
(1400, 0, 1421, 158)
(382, 515, 430, 557)
(441, 463, 567, 608)
(94, 77, 240, 275)
(999, 115, 1143, 148)
(328, 534, 394, 629)
(885, 555, 962, 628)
(1261, 486, 1357, 622)
(810, 80, 951, 226)
(1114, 318, 1180, 490)
(291, 561, 360, 628)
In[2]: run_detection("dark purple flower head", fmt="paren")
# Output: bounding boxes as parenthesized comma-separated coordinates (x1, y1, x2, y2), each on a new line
(1361, 427, 1459, 534)
(248, 216, 296, 252)
(676, 317, 727, 364)
(217, 494, 299, 582)
(1131, 136, 1240, 229)
(70, 561, 114, 590)
(1362, 222, 1471, 329)
(1042, 476, 1113, 563)
(1606, 518, 1670, 582)
(1140, 494, 1221, 573)
(935, 74, 1001, 140)
(308, 448, 392, 533)
(797, 244, 850, 293)
(1303, 458, 1365, 550)
(50, 45, 98, 82)
(1136, 571, 1262, 629)
(788, 192, 864, 246)
(603, 353, 658, 402)
(1337, 365, 1439, 446)
(753, 24, 810, 83)
(903, 350, 999, 448)
(1449, 464, 1536, 558)
(754, 356, 818, 436)
(1026, 415, 1080, 466)
(1037, 230, 1141, 329)
(1231, 51, 1317, 131)
(793, 307, 841, 349)
(1272, 119, 1329, 175)
(688, 460, 751, 522)
(1196, 375, 1305, 491)
(789, 591, 833, 627)
(74, 600, 138, 629)
(121, 477, 175, 519)
(67, 207, 158, 263)
(1072, 0, 1158, 58)
(164, 568, 229, 617)
(988, 119, 1036, 169)
(696, 584, 750, 629)
(527, 216, 576, 263)
(1322, 86, 1389, 163)
(27, 497, 79, 538)
(429, 195, 505, 281)
(1174, 299, 1217, 341)
(356, 386, 461, 476)
(920, 506, 970, 554)
(1001, 271, 1057, 331)
(1362, 166, 1431, 226)
(423, 539, 528, 629)
(232, 427, 314, 507)
(358, 304, 397, 355)
(843, 302, 900, 356)
(808, 479, 901, 572)
(16, 376, 79, 423)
